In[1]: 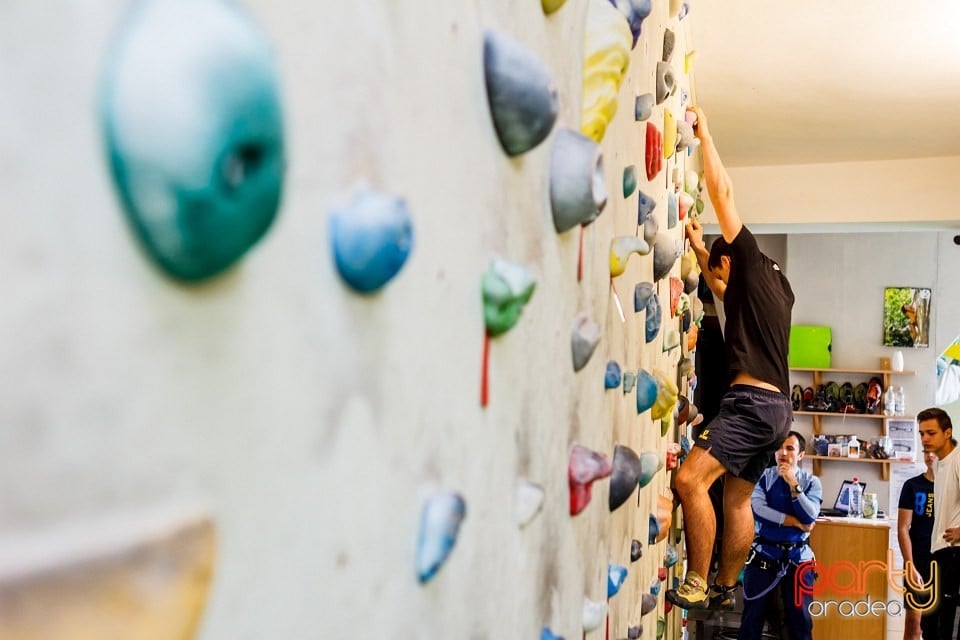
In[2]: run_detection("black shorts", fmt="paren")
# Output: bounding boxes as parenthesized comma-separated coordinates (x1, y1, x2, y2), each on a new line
(694, 384, 793, 483)
(904, 557, 934, 611)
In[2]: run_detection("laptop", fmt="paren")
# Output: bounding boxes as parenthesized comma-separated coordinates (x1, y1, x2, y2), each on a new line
(819, 479, 866, 517)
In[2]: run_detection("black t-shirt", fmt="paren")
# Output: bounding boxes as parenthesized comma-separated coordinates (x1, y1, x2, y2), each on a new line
(722, 226, 795, 394)
(898, 474, 935, 568)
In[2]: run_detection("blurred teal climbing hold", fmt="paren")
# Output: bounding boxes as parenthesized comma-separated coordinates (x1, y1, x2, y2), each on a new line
(623, 165, 638, 198)
(101, 0, 285, 281)
(638, 451, 661, 488)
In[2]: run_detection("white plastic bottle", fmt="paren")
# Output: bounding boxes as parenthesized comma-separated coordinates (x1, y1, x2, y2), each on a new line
(883, 385, 896, 416)
(848, 477, 863, 518)
(895, 386, 905, 416)
(848, 435, 860, 458)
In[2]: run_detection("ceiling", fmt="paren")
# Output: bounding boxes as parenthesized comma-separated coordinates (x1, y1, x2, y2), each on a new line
(688, 1, 960, 168)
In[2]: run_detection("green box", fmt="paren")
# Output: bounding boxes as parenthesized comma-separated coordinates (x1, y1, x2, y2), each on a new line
(789, 325, 832, 368)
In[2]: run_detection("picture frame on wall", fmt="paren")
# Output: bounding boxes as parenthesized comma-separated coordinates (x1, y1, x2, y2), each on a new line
(887, 418, 918, 462)
(883, 286, 931, 348)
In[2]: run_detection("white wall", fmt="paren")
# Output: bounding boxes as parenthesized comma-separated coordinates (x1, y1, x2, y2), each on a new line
(0, 1, 697, 638)
(787, 231, 960, 515)
(786, 231, 960, 640)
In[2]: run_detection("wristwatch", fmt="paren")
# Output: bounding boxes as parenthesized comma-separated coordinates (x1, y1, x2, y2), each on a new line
(791, 483, 802, 495)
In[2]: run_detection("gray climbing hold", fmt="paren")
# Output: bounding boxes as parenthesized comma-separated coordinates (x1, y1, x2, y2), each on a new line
(643, 214, 658, 245)
(653, 233, 681, 281)
(637, 189, 656, 224)
(635, 93, 654, 121)
(550, 129, 607, 232)
(571, 314, 601, 372)
(484, 30, 559, 156)
(655, 62, 675, 105)
(634, 281, 655, 312)
(662, 29, 675, 63)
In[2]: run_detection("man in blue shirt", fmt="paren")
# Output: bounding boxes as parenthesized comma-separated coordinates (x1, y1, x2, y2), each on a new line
(738, 431, 822, 640)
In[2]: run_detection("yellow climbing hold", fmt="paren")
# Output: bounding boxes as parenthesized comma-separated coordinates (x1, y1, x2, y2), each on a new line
(610, 236, 651, 277)
(663, 109, 676, 159)
(652, 368, 678, 421)
(542, 0, 567, 13)
(680, 250, 699, 280)
(581, 0, 632, 142)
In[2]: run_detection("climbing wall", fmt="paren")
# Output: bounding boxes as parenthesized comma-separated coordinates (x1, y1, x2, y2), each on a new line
(0, 0, 704, 638)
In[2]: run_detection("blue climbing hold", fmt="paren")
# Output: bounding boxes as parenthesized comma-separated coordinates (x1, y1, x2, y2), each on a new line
(605, 361, 623, 389)
(648, 513, 661, 545)
(667, 192, 678, 229)
(608, 0, 653, 47)
(608, 563, 629, 598)
(330, 188, 414, 293)
(637, 189, 656, 224)
(645, 294, 662, 343)
(636, 368, 658, 414)
(634, 281, 655, 312)
(416, 493, 467, 583)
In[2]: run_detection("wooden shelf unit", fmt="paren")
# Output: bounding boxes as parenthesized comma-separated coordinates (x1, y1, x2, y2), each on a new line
(790, 366, 916, 480)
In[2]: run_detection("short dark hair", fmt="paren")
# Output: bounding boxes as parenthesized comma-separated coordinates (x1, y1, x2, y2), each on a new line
(786, 430, 806, 452)
(707, 237, 732, 271)
(917, 407, 953, 432)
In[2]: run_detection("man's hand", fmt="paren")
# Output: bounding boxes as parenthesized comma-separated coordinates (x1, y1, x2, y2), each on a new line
(777, 461, 798, 489)
(907, 565, 925, 590)
(686, 105, 710, 141)
(943, 527, 960, 545)
(685, 219, 706, 253)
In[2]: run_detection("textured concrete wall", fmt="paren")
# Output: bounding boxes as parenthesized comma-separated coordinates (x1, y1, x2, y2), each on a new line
(0, 1, 697, 638)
